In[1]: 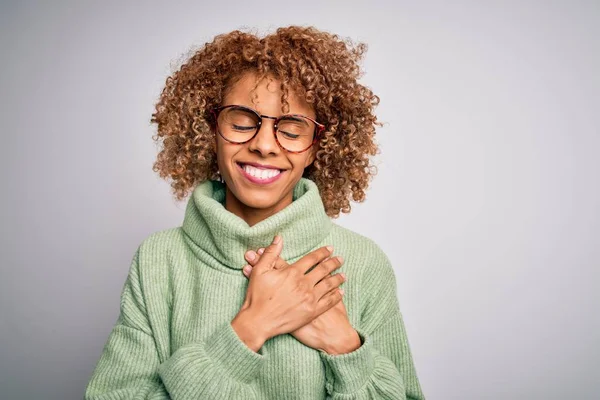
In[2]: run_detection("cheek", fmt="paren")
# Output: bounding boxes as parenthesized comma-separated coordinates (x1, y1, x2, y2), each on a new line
(216, 135, 234, 159)
(297, 151, 315, 170)
(215, 140, 236, 174)
(285, 154, 314, 181)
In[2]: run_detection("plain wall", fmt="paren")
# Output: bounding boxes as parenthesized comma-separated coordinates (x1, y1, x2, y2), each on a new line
(1, 1, 598, 399)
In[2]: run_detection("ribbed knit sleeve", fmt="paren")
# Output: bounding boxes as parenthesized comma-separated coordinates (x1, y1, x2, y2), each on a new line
(84, 247, 266, 400)
(318, 246, 426, 400)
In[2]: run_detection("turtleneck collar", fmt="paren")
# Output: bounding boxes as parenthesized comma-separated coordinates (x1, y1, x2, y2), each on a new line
(181, 177, 333, 272)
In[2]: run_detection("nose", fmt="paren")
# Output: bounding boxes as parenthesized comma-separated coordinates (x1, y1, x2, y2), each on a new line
(247, 118, 281, 156)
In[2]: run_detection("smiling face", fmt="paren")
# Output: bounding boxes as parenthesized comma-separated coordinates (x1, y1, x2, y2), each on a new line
(214, 71, 318, 225)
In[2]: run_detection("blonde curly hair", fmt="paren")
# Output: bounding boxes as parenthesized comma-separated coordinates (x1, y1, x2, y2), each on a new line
(151, 25, 382, 218)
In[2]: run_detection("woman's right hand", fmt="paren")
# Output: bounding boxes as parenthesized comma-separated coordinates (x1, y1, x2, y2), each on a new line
(231, 235, 345, 351)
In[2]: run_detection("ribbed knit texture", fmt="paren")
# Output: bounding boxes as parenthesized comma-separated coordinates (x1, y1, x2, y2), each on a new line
(85, 178, 426, 399)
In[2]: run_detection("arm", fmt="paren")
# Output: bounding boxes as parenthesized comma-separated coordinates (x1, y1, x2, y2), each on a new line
(85, 248, 266, 400)
(318, 248, 426, 399)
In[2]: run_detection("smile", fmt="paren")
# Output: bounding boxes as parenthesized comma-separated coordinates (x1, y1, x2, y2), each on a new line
(236, 162, 285, 185)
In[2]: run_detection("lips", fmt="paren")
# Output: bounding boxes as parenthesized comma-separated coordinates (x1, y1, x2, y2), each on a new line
(236, 162, 286, 185)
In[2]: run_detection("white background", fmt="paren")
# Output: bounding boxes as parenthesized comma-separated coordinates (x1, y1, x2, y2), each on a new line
(1, 1, 598, 398)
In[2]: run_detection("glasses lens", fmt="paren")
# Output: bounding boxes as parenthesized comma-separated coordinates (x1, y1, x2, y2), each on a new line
(218, 107, 259, 142)
(276, 115, 316, 152)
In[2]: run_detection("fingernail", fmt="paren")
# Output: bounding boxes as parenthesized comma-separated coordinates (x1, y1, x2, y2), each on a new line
(257, 248, 265, 255)
(326, 245, 333, 252)
(339, 288, 344, 295)
(243, 265, 251, 273)
(340, 272, 346, 280)
(246, 251, 256, 261)
(273, 235, 281, 244)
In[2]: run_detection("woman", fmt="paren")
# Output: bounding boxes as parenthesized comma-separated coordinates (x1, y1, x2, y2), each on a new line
(85, 26, 425, 399)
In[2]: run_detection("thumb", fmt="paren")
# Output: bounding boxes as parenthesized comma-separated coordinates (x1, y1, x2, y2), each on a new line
(254, 235, 283, 272)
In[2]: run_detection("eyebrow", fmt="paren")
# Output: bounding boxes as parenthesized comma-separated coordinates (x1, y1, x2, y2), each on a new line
(225, 104, 314, 121)
(280, 115, 309, 124)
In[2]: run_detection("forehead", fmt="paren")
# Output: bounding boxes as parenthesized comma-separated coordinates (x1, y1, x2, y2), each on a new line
(223, 71, 314, 117)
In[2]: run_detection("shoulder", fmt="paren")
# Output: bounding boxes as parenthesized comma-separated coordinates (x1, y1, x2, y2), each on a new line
(130, 227, 186, 281)
(329, 223, 397, 284)
(329, 224, 402, 327)
(124, 227, 186, 304)
(136, 227, 185, 261)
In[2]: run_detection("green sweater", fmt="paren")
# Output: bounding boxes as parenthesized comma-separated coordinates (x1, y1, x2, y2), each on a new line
(85, 178, 425, 399)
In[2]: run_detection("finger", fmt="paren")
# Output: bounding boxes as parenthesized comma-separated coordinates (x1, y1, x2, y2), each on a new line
(244, 250, 259, 266)
(254, 235, 283, 272)
(306, 256, 344, 286)
(290, 245, 333, 274)
(242, 264, 252, 279)
(246, 247, 288, 269)
(314, 286, 344, 316)
(273, 258, 288, 270)
(314, 272, 346, 299)
(246, 248, 287, 271)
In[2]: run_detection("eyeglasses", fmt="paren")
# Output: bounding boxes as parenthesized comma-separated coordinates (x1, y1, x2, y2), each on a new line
(211, 104, 325, 153)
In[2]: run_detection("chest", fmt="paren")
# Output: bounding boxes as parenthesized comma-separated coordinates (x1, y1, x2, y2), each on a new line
(144, 249, 366, 399)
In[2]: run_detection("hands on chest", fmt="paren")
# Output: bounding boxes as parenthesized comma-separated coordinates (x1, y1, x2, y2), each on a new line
(230, 235, 361, 355)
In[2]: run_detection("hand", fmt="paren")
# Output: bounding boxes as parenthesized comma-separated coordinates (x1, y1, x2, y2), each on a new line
(233, 235, 346, 348)
(242, 246, 361, 355)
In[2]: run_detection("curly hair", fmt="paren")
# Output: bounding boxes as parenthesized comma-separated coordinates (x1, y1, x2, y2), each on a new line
(150, 25, 382, 218)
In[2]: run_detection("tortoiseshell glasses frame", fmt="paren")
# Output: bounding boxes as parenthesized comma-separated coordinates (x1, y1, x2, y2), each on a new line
(211, 104, 326, 154)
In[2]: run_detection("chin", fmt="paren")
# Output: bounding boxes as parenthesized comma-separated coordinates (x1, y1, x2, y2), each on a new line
(234, 189, 283, 209)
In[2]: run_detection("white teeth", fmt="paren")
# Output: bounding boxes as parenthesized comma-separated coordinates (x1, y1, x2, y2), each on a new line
(242, 164, 281, 179)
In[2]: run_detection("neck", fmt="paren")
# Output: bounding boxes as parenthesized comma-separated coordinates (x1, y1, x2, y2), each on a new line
(224, 186, 293, 227)
(182, 177, 333, 271)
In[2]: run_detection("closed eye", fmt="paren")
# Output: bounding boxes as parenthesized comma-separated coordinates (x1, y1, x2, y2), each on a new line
(232, 124, 256, 131)
(280, 131, 300, 139)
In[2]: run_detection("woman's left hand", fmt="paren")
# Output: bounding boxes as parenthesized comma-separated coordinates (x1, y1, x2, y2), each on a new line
(242, 248, 362, 355)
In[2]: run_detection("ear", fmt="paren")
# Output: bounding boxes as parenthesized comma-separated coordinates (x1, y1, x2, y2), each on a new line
(211, 127, 218, 153)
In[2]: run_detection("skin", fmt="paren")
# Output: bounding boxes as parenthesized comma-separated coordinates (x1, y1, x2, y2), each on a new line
(231, 238, 354, 354)
(219, 71, 361, 354)
(243, 245, 362, 355)
(215, 70, 318, 227)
